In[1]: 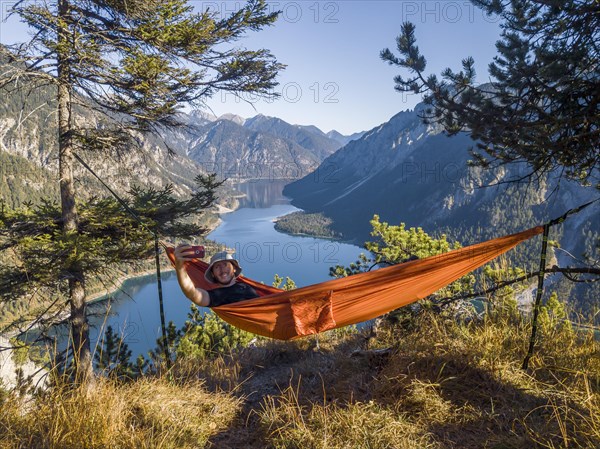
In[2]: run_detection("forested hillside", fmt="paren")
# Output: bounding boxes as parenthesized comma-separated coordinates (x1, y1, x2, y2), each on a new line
(0, 65, 205, 206)
(284, 106, 600, 319)
(0, 152, 57, 208)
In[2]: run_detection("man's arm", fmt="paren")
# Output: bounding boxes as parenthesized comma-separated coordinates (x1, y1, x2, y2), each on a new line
(174, 245, 210, 307)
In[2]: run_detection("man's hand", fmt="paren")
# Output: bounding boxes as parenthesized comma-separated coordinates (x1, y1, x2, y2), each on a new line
(174, 244, 194, 269)
(173, 244, 210, 307)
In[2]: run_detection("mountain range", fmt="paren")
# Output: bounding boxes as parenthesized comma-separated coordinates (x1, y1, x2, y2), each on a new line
(185, 115, 342, 182)
(285, 104, 599, 244)
(0, 70, 359, 207)
(283, 102, 599, 316)
(1, 67, 597, 314)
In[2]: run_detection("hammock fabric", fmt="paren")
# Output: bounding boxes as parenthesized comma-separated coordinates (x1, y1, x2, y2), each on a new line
(166, 226, 543, 340)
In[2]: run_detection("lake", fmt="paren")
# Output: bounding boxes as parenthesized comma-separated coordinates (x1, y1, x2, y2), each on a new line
(49, 180, 366, 360)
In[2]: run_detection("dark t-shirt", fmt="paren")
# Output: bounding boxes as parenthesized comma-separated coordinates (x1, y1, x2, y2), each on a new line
(208, 283, 259, 307)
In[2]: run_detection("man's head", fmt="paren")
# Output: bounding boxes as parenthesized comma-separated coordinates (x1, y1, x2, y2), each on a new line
(205, 251, 242, 285)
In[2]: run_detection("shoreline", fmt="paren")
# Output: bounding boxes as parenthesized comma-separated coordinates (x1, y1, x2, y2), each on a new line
(0, 267, 178, 389)
(3, 200, 227, 335)
(1, 267, 176, 338)
(1, 182, 283, 386)
(272, 225, 346, 242)
(86, 267, 174, 305)
(272, 215, 354, 244)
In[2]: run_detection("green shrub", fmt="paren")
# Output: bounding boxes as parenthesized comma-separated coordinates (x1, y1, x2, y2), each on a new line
(176, 306, 254, 360)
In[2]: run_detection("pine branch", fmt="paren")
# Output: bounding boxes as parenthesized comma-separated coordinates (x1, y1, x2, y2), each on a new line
(437, 266, 600, 306)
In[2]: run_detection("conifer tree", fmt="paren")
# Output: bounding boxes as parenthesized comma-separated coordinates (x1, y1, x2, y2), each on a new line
(148, 321, 180, 368)
(330, 215, 475, 300)
(0, 0, 283, 380)
(0, 175, 222, 377)
(381, 0, 599, 186)
(176, 305, 254, 361)
(94, 325, 136, 380)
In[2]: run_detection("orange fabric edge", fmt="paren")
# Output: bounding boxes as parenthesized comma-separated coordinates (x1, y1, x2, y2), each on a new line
(165, 226, 543, 340)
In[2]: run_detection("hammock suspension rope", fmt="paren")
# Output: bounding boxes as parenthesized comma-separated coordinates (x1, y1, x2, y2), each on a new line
(73, 153, 171, 370)
(72, 151, 600, 370)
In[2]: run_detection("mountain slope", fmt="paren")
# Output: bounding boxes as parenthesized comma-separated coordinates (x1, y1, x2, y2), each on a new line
(326, 129, 366, 146)
(285, 106, 599, 244)
(244, 114, 341, 160)
(187, 119, 324, 181)
(284, 104, 600, 315)
(0, 70, 206, 203)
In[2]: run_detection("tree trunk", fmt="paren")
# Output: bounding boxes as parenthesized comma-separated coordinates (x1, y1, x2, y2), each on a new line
(57, 0, 92, 382)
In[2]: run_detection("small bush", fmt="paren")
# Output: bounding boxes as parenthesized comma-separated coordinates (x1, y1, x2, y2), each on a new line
(176, 306, 255, 361)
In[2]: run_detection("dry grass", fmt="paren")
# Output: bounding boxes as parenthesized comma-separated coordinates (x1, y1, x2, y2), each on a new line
(252, 312, 599, 449)
(1, 311, 598, 449)
(259, 383, 439, 449)
(0, 376, 240, 449)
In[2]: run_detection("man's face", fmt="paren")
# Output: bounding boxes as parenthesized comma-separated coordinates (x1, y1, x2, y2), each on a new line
(211, 260, 235, 285)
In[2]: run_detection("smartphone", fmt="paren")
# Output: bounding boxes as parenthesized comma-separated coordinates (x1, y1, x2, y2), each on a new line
(185, 245, 205, 259)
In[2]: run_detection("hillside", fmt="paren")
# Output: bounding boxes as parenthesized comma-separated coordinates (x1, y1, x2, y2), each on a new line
(326, 128, 366, 146)
(0, 65, 348, 208)
(284, 106, 599, 320)
(244, 114, 341, 160)
(0, 65, 217, 205)
(0, 59, 361, 202)
(1, 307, 598, 448)
(285, 106, 599, 244)
(187, 119, 326, 181)
(0, 151, 57, 208)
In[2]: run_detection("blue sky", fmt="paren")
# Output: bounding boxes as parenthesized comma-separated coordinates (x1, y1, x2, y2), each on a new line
(0, 1, 502, 135)
(201, 1, 502, 134)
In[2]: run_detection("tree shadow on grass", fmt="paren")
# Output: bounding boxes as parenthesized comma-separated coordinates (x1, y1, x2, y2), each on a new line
(374, 353, 598, 448)
(204, 334, 375, 448)
(201, 336, 597, 449)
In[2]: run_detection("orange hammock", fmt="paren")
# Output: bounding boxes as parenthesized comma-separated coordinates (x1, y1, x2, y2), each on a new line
(166, 226, 543, 340)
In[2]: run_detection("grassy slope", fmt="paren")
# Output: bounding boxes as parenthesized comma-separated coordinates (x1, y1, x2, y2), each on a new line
(1, 310, 598, 449)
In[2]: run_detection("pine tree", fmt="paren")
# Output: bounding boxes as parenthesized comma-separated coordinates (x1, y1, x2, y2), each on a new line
(175, 305, 254, 360)
(148, 321, 180, 369)
(381, 0, 599, 186)
(94, 325, 136, 380)
(330, 215, 475, 300)
(0, 175, 223, 374)
(0, 0, 283, 380)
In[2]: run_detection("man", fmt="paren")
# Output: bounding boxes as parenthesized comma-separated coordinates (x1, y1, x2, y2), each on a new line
(174, 247, 259, 307)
